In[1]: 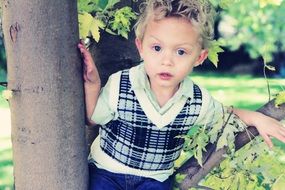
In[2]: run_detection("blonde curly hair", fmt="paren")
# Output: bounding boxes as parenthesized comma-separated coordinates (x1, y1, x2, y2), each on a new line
(134, 0, 216, 49)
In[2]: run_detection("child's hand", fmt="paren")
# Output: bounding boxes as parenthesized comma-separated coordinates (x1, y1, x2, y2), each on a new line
(234, 109, 285, 149)
(78, 41, 100, 85)
(78, 41, 101, 124)
(253, 112, 285, 149)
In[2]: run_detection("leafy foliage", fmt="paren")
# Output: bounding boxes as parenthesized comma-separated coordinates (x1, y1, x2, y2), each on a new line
(207, 40, 224, 67)
(78, 12, 103, 42)
(275, 91, 285, 108)
(109, 7, 137, 39)
(77, 0, 223, 66)
(181, 125, 210, 166)
(218, 0, 285, 63)
(78, 0, 120, 13)
(175, 109, 247, 168)
(174, 106, 285, 190)
(200, 138, 285, 190)
(77, 0, 136, 41)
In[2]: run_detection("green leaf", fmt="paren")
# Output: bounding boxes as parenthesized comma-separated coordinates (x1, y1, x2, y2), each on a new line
(265, 64, 276, 71)
(207, 40, 224, 67)
(120, 30, 128, 39)
(196, 148, 203, 166)
(208, 116, 224, 143)
(219, 0, 232, 9)
(194, 132, 209, 166)
(175, 173, 187, 183)
(216, 134, 228, 150)
(238, 173, 247, 189)
(78, 12, 103, 42)
(90, 20, 103, 42)
(105, 28, 117, 35)
(187, 125, 200, 136)
(96, 0, 108, 10)
(275, 91, 285, 108)
(78, 0, 99, 12)
(258, 0, 283, 8)
(109, 6, 137, 39)
(105, 0, 120, 10)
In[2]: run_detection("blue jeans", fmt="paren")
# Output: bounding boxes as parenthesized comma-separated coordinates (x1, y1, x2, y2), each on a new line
(89, 163, 174, 190)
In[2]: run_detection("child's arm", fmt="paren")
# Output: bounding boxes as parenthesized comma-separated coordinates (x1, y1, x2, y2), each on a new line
(78, 42, 101, 125)
(233, 108, 285, 148)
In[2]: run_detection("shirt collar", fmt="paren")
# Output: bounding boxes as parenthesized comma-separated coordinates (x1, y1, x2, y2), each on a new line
(130, 63, 194, 99)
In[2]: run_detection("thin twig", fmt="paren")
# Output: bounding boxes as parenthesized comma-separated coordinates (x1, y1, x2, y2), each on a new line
(0, 82, 8, 87)
(263, 57, 271, 102)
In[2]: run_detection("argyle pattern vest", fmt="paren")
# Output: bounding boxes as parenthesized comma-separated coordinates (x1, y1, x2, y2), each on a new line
(100, 69, 202, 171)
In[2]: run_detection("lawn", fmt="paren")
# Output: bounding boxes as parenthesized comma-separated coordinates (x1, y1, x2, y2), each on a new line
(0, 70, 12, 190)
(0, 70, 8, 108)
(0, 71, 284, 189)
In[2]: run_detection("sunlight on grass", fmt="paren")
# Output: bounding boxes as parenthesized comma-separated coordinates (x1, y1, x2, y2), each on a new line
(0, 72, 9, 108)
(191, 72, 285, 110)
(0, 137, 13, 189)
(0, 68, 13, 189)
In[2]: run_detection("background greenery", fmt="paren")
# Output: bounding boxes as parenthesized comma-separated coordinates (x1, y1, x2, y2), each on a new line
(1, 72, 284, 189)
(1, 0, 285, 189)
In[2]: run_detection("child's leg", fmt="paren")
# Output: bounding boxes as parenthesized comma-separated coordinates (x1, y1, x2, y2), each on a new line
(136, 176, 174, 190)
(88, 163, 124, 190)
(89, 163, 174, 190)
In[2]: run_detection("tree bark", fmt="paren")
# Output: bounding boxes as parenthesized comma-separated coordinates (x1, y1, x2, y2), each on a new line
(2, 0, 88, 189)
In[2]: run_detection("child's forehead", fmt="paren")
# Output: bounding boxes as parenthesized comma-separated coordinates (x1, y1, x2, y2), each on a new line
(135, 0, 215, 49)
(144, 16, 202, 45)
(146, 16, 200, 35)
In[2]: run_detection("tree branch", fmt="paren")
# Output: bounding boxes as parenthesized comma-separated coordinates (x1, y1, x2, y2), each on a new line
(177, 100, 285, 190)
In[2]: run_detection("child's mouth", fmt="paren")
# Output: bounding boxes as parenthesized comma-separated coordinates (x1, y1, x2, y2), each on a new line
(158, 72, 173, 80)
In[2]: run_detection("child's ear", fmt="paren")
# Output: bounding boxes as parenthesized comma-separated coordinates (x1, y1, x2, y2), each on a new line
(194, 49, 208, 67)
(135, 38, 143, 56)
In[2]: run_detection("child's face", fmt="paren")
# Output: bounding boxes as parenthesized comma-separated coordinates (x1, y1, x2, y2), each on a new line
(135, 17, 208, 91)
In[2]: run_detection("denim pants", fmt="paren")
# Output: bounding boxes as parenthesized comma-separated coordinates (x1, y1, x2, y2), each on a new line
(89, 163, 174, 190)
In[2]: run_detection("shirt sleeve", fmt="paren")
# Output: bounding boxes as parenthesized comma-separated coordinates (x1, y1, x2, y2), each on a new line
(91, 71, 121, 125)
(195, 86, 247, 147)
(195, 86, 224, 127)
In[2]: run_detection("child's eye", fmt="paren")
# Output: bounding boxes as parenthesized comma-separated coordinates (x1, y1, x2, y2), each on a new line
(152, 45, 161, 52)
(177, 49, 186, 56)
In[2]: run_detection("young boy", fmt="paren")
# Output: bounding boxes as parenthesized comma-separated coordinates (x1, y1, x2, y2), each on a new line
(78, 0, 285, 189)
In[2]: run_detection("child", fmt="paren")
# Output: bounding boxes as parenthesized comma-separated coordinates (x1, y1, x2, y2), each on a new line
(78, 0, 285, 189)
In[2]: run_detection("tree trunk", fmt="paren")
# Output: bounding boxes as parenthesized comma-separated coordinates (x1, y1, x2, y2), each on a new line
(2, 0, 88, 189)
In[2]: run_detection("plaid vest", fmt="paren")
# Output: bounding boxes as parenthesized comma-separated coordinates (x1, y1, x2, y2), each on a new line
(100, 70, 202, 171)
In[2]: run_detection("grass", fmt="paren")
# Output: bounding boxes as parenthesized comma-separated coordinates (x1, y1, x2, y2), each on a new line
(191, 72, 285, 110)
(0, 137, 13, 190)
(0, 69, 8, 108)
(0, 71, 284, 189)
(0, 69, 13, 189)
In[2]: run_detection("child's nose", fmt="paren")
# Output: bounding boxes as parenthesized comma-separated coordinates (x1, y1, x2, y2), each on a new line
(161, 51, 174, 66)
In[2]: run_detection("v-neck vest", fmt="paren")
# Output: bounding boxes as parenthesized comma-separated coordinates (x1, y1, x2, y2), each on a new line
(100, 69, 202, 171)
